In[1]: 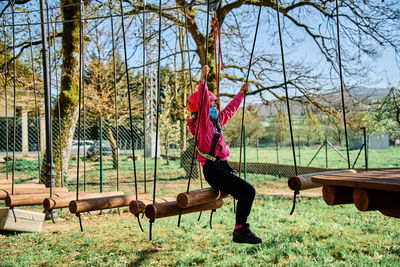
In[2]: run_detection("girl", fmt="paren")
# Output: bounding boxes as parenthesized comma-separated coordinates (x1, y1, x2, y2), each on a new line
(187, 65, 261, 244)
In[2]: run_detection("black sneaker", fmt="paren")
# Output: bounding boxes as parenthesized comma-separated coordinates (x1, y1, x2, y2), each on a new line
(232, 224, 262, 244)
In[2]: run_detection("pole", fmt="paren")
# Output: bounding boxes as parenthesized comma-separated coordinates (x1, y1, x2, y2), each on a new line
(39, 0, 56, 190)
(256, 138, 259, 163)
(276, 136, 279, 164)
(325, 135, 328, 168)
(362, 127, 368, 171)
(100, 117, 103, 193)
(297, 135, 301, 166)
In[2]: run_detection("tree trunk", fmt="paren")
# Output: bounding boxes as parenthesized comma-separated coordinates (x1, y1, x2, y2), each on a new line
(105, 123, 119, 169)
(41, 0, 81, 186)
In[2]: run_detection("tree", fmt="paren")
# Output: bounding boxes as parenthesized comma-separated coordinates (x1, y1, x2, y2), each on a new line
(372, 86, 400, 142)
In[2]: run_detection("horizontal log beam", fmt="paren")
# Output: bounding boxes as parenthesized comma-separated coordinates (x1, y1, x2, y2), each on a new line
(145, 199, 224, 220)
(353, 188, 400, 211)
(176, 188, 229, 208)
(0, 184, 45, 190)
(43, 191, 124, 210)
(129, 197, 176, 215)
(0, 187, 69, 200)
(0, 180, 12, 184)
(379, 209, 400, 218)
(288, 169, 357, 191)
(5, 192, 76, 207)
(322, 185, 354, 205)
(69, 193, 151, 213)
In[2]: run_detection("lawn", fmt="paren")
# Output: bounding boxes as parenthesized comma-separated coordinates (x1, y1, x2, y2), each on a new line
(1, 172, 400, 266)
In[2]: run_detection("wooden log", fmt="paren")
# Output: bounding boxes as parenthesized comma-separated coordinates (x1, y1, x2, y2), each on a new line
(145, 199, 224, 220)
(0, 184, 46, 190)
(176, 188, 229, 208)
(0, 180, 12, 184)
(43, 191, 124, 210)
(5, 192, 75, 207)
(322, 185, 354, 205)
(379, 209, 400, 218)
(353, 188, 400, 211)
(129, 197, 176, 215)
(0, 187, 69, 200)
(288, 169, 357, 191)
(69, 193, 151, 213)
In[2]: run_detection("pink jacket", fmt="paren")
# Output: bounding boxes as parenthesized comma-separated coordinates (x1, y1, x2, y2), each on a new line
(187, 82, 244, 166)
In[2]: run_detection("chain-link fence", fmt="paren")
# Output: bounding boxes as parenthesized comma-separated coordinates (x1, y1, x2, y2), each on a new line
(0, 116, 398, 189)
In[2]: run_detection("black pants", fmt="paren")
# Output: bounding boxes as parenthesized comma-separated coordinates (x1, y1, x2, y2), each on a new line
(203, 160, 255, 225)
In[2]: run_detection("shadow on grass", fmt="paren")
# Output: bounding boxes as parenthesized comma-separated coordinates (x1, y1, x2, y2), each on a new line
(128, 248, 160, 267)
(0, 230, 22, 236)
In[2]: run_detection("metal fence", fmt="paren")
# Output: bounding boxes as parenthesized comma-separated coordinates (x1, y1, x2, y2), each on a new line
(0, 117, 398, 184)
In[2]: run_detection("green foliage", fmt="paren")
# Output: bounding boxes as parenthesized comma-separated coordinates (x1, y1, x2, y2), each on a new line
(224, 105, 265, 146)
(371, 86, 400, 141)
(1, 188, 400, 265)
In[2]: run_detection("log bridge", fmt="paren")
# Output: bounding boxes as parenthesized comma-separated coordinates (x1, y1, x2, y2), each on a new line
(310, 169, 400, 218)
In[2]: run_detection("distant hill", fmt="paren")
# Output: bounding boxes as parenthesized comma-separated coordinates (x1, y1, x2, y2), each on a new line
(248, 87, 390, 119)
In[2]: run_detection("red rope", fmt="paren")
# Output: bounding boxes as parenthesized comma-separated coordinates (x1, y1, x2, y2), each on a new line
(211, 12, 224, 118)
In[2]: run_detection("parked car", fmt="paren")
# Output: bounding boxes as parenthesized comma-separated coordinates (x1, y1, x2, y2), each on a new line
(71, 140, 94, 157)
(86, 140, 113, 157)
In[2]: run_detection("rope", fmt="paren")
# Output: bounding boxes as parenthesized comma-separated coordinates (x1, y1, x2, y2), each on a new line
(45, 1, 54, 197)
(119, 0, 139, 200)
(50, 10, 64, 188)
(3, 19, 9, 181)
(27, 15, 42, 184)
(238, 0, 264, 180)
(109, 0, 120, 191)
(177, 0, 211, 227)
(76, 0, 84, 202)
(335, 0, 351, 169)
(275, 0, 299, 214)
(142, 0, 147, 193)
(11, 1, 16, 196)
(211, 12, 224, 117)
(149, 0, 163, 238)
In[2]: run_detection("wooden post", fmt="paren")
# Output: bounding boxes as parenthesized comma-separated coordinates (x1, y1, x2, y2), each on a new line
(43, 191, 124, 210)
(322, 185, 353, 205)
(0, 187, 68, 200)
(69, 193, 151, 213)
(176, 188, 229, 208)
(288, 169, 357, 192)
(145, 199, 224, 220)
(129, 197, 176, 215)
(353, 188, 400, 211)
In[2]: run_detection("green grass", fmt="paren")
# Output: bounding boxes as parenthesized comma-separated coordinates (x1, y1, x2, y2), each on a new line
(1, 192, 400, 265)
(229, 146, 400, 169)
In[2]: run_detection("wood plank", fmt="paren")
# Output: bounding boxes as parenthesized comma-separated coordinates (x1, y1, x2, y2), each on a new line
(0, 187, 69, 200)
(312, 169, 400, 192)
(0, 208, 45, 232)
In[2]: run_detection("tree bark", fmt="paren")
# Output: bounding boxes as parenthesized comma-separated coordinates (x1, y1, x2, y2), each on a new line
(42, 0, 82, 186)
